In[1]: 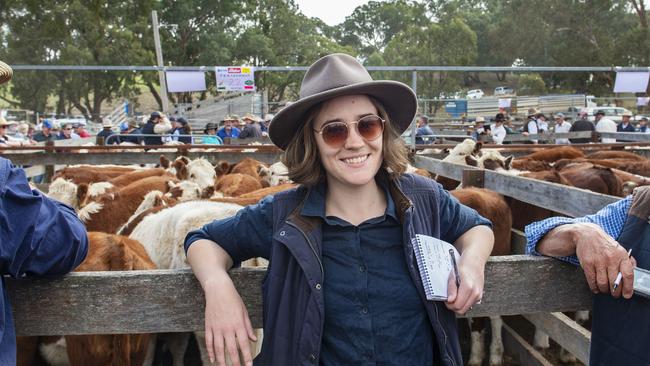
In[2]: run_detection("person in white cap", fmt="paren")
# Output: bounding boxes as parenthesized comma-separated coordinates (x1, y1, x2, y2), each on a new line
(96, 118, 117, 144)
(553, 113, 572, 144)
(617, 112, 635, 132)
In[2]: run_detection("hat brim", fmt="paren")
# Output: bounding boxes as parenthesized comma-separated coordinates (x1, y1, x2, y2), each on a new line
(0, 61, 13, 85)
(269, 80, 417, 150)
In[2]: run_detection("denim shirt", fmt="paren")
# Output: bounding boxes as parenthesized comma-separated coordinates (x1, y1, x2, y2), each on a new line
(185, 173, 491, 365)
(0, 158, 88, 365)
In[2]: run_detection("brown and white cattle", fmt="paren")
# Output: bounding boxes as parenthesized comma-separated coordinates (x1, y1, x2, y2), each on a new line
(53, 166, 137, 185)
(78, 175, 178, 233)
(215, 173, 263, 197)
(128, 200, 262, 365)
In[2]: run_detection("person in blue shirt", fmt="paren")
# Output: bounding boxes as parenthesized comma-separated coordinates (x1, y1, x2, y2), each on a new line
(216, 116, 241, 140)
(525, 188, 650, 365)
(617, 112, 636, 132)
(415, 115, 434, 144)
(0, 157, 89, 365)
(0, 61, 88, 365)
(184, 53, 494, 366)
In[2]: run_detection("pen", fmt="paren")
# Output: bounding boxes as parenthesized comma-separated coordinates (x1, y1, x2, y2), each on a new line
(449, 249, 460, 289)
(613, 248, 633, 292)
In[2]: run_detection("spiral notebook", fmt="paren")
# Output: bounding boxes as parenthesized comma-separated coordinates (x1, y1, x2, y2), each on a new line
(411, 234, 461, 301)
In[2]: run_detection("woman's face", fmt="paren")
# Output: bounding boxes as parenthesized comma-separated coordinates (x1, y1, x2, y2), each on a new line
(313, 94, 383, 190)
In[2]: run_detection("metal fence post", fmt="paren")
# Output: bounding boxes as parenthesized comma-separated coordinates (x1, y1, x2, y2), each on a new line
(411, 70, 417, 150)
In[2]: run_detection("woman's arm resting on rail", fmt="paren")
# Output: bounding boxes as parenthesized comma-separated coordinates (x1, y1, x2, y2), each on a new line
(446, 225, 494, 315)
(187, 239, 257, 366)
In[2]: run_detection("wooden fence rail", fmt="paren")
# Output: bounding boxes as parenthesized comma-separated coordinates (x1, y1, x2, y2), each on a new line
(414, 156, 618, 217)
(7, 256, 592, 336)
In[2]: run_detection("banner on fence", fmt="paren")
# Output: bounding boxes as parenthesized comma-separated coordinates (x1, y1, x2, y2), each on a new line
(165, 71, 207, 92)
(216, 67, 255, 92)
(614, 72, 650, 93)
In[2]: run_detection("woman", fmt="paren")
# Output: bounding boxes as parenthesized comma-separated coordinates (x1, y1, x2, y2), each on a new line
(203, 122, 223, 145)
(185, 53, 494, 366)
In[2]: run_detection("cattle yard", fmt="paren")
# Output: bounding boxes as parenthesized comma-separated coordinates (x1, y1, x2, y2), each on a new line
(4, 134, 650, 365)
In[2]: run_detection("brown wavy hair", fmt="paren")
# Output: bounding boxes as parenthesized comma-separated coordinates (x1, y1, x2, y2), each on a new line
(282, 96, 410, 187)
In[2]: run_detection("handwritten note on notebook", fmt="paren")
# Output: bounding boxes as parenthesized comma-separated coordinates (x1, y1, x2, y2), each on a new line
(411, 234, 461, 301)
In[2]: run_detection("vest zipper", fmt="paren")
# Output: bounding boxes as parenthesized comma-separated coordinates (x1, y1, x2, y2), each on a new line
(287, 221, 324, 282)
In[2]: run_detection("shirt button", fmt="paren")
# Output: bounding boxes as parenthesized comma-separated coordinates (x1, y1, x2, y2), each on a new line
(359, 265, 366, 273)
(309, 354, 317, 363)
(279, 230, 285, 236)
(315, 283, 322, 290)
(361, 306, 368, 314)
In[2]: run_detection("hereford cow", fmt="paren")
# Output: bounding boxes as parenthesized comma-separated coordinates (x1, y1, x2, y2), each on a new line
(436, 139, 483, 190)
(53, 166, 137, 185)
(78, 175, 178, 233)
(17, 233, 156, 366)
(128, 200, 263, 366)
(558, 163, 622, 197)
(517, 146, 585, 162)
(451, 188, 511, 366)
(587, 150, 647, 161)
(267, 161, 291, 186)
(47, 178, 88, 210)
(216, 173, 263, 197)
(66, 232, 156, 366)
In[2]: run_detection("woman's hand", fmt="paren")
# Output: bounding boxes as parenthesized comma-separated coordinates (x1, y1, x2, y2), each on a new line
(445, 255, 485, 315)
(203, 273, 257, 366)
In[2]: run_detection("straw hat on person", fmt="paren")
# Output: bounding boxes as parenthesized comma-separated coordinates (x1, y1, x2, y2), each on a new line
(268, 53, 417, 150)
(242, 113, 259, 122)
(0, 60, 13, 85)
(0, 117, 17, 127)
(527, 108, 541, 117)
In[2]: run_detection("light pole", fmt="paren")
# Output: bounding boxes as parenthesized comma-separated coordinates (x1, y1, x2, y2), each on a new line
(151, 10, 169, 113)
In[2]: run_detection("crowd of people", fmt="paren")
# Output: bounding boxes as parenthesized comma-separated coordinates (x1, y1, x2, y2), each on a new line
(414, 107, 649, 146)
(0, 111, 275, 147)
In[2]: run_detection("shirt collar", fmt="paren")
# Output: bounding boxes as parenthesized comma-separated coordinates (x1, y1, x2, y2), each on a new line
(301, 178, 398, 222)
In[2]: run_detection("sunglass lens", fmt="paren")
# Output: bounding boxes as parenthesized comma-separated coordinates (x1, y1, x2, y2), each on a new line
(322, 122, 348, 146)
(358, 116, 384, 141)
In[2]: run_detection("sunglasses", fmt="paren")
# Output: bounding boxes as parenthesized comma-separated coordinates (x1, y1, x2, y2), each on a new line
(314, 115, 385, 147)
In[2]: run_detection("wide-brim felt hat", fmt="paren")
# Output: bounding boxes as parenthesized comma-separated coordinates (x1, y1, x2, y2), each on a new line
(268, 53, 417, 150)
(0, 61, 12, 85)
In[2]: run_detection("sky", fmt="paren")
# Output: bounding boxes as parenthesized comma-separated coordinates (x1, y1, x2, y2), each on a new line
(295, 0, 384, 26)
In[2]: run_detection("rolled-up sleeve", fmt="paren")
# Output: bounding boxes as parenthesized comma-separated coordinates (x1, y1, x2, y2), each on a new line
(184, 195, 274, 265)
(525, 196, 631, 266)
(437, 184, 492, 244)
(0, 159, 88, 277)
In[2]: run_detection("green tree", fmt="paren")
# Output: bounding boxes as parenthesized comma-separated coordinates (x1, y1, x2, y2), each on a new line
(2, 0, 156, 121)
(384, 18, 478, 102)
(338, 0, 429, 57)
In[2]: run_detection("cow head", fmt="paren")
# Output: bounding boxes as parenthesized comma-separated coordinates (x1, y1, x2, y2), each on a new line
(48, 178, 81, 209)
(186, 158, 217, 191)
(166, 180, 202, 201)
(465, 150, 513, 172)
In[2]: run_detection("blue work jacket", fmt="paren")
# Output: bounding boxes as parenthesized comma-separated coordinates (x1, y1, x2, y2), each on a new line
(186, 172, 491, 366)
(0, 158, 88, 365)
